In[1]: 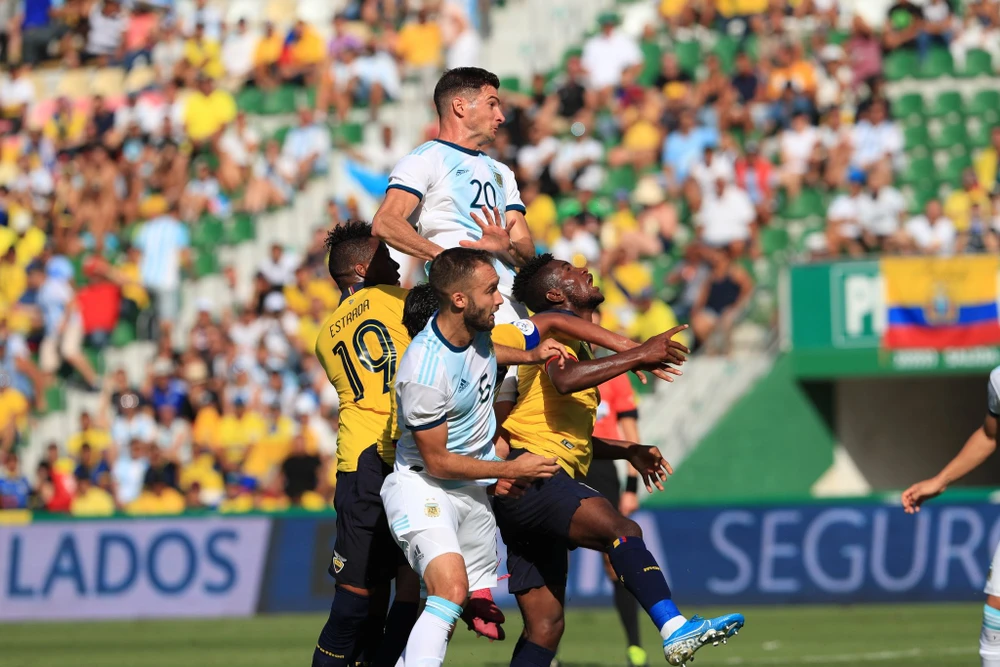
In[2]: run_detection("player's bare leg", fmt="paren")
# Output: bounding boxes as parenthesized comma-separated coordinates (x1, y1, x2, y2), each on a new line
(510, 584, 565, 667)
(567, 497, 743, 665)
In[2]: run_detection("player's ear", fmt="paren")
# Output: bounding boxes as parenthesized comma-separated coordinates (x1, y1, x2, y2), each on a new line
(545, 287, 564, 306)
(452, 95, 465, 118)
(450, 290, 466, 310)
(355, 261, 367, 280)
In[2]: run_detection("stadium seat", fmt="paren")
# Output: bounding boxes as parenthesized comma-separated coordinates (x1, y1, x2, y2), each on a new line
(237, 87, 263, 113)
(938, 155, 970, 189)
(273, 126, 291, 146)
(711, 35, 739, 73)
(601, 165, 637, 196)
(55, 69, 91, 99)
(260, 86, 298, 115)
(92, 68, 125, 98)
(499, 76, 521, 93)
(331, 122, 364, 145)
(931, 121, 968, 151)
(917, 48, 954, 79)
(958, 49, 993, 78)
(192, 215, 226, 250)
(556, 198, 583, 221)
(908, 186, 938, 214)
(587, 197, 614, 220)
(781, 189, 824, 220)
(124, 65, 156, 93)
(898, 156, 934, 187)
(675, 41, 700, 75)
(904, 124, 931, 151)
(44, 386, 65, 414)
(893, 93, 924, 120)
(227, 213, 256, 244)
(968, 121, 996, 149)
(110, 320, 136, 348)
(759, 227, 789, 256)
(884, 51, 918, 81)
(639, 41, 662, 86)
(926, 91, 964, 119)
(194, 251, 221, 278)
(967, 90, 1000, 124)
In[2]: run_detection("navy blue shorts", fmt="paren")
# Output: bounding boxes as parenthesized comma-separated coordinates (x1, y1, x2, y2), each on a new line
(331, 444, 404, 588)
(583, 458, 621, 507)
(493, 448, 601, 594)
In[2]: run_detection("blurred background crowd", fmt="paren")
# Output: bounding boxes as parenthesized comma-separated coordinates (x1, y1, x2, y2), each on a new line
(1, 0, 998, 516)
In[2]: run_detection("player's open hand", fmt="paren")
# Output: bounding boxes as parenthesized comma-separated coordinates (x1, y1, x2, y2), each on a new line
(508, 452, 561, 480)
(638, 325, 690, 376)
(902, 476, 947, 514)
(461, 206, 514, 255)
(532, 338, 570, 368)
(626, 444, 672, 493)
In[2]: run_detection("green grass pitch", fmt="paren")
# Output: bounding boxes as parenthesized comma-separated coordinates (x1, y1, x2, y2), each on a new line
(0, 603, 981, 666)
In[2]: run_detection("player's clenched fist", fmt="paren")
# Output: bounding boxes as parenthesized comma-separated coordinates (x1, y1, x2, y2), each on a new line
(901, 476, 947, 514)
(508, 453, 561, 480)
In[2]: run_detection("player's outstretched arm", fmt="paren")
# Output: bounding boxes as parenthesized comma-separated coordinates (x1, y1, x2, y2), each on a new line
(902, 412, 998, 513)
(546, 325, 691, 395)
(372, 188, 445, 261)
(413, 422, 560, 481)
(530, 311, 688, 381)
(592, 437, 672, 493)
(494, 339, 569, 368)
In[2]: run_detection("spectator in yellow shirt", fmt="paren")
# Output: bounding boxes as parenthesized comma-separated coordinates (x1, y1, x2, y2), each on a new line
(182, 22, 224, 82)
(0, 247, 25, 309)
(218, 474, 255, 513)
(296, 297, 327, 353)
(396, 8, 443, 69)
(944, 169, 992, 232)
(213, 396, 266, 470)
(243, 401, 294, 481)
(128, 468, 187, 516)
(183, 75, 237, 144)
(252, 22, 283, 89)
(70, 471, 116, 517)
(44, 98, 88, 152)
(522, 181, 558, 249)
(284, 265, 339, 316)
(66, 411, 113, 457)
(975, 126, 1000, 196)
(281, 20, 325, 86)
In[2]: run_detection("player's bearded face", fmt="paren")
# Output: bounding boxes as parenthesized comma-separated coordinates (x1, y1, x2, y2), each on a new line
(462, 265, 502, 331)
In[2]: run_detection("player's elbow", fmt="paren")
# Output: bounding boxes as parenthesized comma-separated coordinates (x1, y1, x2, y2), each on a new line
(549, 372, 577, 395)
(371, 211, 393, 242)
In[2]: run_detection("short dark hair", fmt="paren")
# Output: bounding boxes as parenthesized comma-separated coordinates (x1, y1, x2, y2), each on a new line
(433, 67, 500, 117)
(511, 253, 560, 313)
(402, 283, 438, 338)
(428, 248, 494, 305)
(325, 220, 375, 285)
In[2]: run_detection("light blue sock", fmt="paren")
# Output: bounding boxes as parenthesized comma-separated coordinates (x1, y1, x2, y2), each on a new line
(982, 605, 1000, 666)
(403, 596, 462, 667)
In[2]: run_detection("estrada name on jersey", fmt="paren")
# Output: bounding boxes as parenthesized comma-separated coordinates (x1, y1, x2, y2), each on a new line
(316, 285, 411, 472)
(393, 315, 539, 487)
(387, 139, 526, 297)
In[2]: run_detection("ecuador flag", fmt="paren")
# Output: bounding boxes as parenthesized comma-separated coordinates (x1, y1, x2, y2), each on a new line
(882, 255, 1000, 349)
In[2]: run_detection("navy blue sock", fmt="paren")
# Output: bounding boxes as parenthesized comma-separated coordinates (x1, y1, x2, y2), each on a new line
(372, 600, 419, 667)
(607, 536, 681, 632)
(314, 588, 371, 667)
(510, 640, 556, 667)
(510, 634, 528, 662)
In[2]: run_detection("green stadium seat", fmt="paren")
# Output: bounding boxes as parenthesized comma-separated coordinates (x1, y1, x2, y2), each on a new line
(273, 126, 291, 146)
(260, 85, 297, 115)
(938, 154, 971, 189)
(908, 187, 938, 215)
(639, 41, 662, 86)
(194, 251, 221, 278)
(931, 121, 968, 151)
(884, 51, 918, 81)
(893, 93, 924, 120)
(236, 87, 263, 114)
(917, 48, 954, 79)
(711, 35, 739, 73)
(304, 86, 318, 109)
(499, 76, 520, 93)
(968, 121, 997, 149)
(827, 29, 849, 45)
(601, 165, 637, 196)
(44, 385, 65, 414)
(759, 227, 789, 256)
(781, 189, 824, 220)
(743, 34, 760, 61)
(967, 90, 1000, 125)
(192, 215, 226, 250)
(587, 197, 614, 220)
(84, 347, 105, 376)
(904, 124, 931, 151)
(898, 156, 934, 187)
(958, 49, 993, 78)
(556, 198, 583, 221)
(110, 320, 136, 348)
(227, 212, 256, 244)
(926, 91, 964, 119)
(675, 41, 700, 75)
(331, 122, 364, 146)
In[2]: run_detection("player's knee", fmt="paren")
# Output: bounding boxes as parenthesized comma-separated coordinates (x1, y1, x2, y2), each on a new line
(526, 611, 565, 647)
(988, 595, 1000, 611)
(426, 575, 469, 607)
(613, 517, 643, 541)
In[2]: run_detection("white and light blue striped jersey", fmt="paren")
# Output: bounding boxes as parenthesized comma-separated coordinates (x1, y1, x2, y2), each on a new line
(989, 366, 1000, 416)
(393, 314, 499, 487)
(387, 139, 525, 297)
(135, 214, 190, 291)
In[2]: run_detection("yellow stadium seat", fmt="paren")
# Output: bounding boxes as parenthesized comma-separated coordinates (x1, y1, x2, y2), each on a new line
(91, 67, 125, 97)
(265, 0, 298, 25)
(55, 69, 92, 100)
(26, 72, 49, 102)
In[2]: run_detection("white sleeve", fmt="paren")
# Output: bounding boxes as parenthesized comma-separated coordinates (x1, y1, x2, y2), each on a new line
(989, 368, 1000, 416)
(499, 163, 524, 213)
(827, 196, 850, 221)
(397, 378, 449, 431)
(387, 152, 435, 200)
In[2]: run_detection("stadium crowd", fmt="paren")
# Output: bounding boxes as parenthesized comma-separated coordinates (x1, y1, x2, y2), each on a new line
(2, 0, 1000, 516)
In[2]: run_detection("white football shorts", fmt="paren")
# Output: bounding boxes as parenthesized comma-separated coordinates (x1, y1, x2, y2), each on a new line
(381, 467, 498, 592)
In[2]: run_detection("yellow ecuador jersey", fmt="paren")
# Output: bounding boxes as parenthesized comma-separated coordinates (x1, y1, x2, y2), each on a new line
(317, 285, 410, 472)
(504, 334, 599, 478)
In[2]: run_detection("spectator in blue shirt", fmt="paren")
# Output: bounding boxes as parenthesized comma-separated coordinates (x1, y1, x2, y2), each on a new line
(149, 358, 188, 415)
(20, 0, 69, 65)
(0, 452, 32, 509)
(74, 443, 111, 484)
(662, 110, 719, 186)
